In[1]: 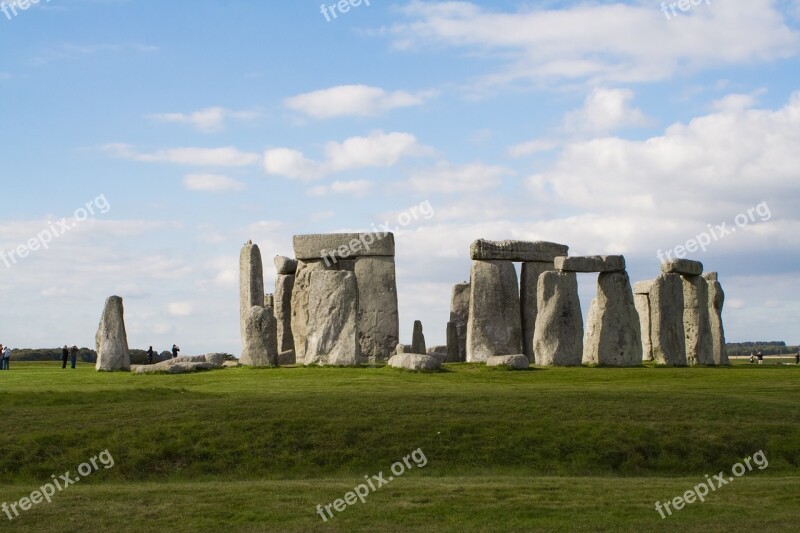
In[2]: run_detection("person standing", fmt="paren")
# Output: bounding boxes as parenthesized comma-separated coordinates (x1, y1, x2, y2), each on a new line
(757, 351, 764, 365)
(2, 346, 10, 370)
(70, 346, 78, 369)
(795, 351, 799, 365)
(147, 346, 154, 364)
(172, 344, 180, 359)
(61, 345, 69, 369)
(0, 344, 3, 371)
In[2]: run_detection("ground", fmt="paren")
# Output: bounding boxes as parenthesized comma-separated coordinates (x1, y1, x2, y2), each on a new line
(0, 361, 798, 532)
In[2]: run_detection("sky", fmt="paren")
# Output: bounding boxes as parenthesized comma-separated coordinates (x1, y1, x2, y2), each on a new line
(0, 0, 799, 355)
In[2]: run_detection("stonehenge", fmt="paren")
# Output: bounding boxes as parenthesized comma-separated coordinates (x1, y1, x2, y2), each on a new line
(583, 270, 643, 366)
(240, 305, 278, 367)
(95, 295, 131, 372)
(704, 272, 730, 365)
(486, 354, 529, 370)
(303, 271, 360, 366)
(239, 241, 264, 347)
(412, 320, 426, 354)
(447, 283, 470, 362)
(520, 261, 554, 362)
(274, 256, 296, 360)
(533, 271, 583, 366)
(682, 275, 714, 365)
(467, 259, 523, 362)
(633, 281, 654, 362)
(650, 272, 687, 365)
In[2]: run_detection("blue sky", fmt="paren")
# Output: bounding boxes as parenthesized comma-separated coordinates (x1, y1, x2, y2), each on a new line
(1, 0, 799, 354)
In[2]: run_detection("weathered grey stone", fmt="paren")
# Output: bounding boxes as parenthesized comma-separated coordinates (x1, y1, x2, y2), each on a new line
(634, 291, 654, 362)
(387, 353, 442, 371)
(532, 272, 583, 366)
(412, 320, 426, 355)
(223, 360, 240, 368)
(95, 295, 131, 372)
(293, 232, 395, 261)
(274, 255, 298, 275)
(555, 255, 625, 273)
(354, 256, 399, 362)
(486, 354, 529, 370)
(662, 259, 703, 276)
(278, 350, 296, 366)
(467, 260, 522, 362)
(448, 283, 470, 362)
(707, 279, 729, 365)
(303, 271, 360, 366)
(396, 344, 413, 354)
(470, 239, 569, 262)
(650, 273, 687, 366)
(583, 272, 643, 366)
(290, 259, 329, 363)
(134, 361, 214, 374)
(520, 261, 554, 362)
(241, 305, 279, 367)
(240, 241, 264, 346)
(275, 274, 295, 354)
(264, 293, 274, 310)
(702, 272, 718, 282)
(633, 281, 654, 295)
(204, 353, 226, 367)
(446, 322, 459, 362)
(683, 276, 714, 366)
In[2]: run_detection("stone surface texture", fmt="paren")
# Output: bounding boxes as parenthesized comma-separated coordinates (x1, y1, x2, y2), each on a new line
(466, 260, 522, 362)
(293, 232, 395, 261)
(555, 255, 625, 273)
(532, 271, 584, 366)
(303, 271, 360, 366)
(486, 354, 530, 370)
(354, 256, 399, 362)
(583, 271, 643, 366)
(95, 295, 131, 372)
(707, 278, 730, 365)
(682, 275, 715, 366)
(661, 259, 703, 276)
(240, 305, 279, 367)
(470, 239, 569, 262)
(520, 261, 554, 362)
(650, 273, 687, 366)
(387, 353, 442, 371)
(275, 274, 295, 354)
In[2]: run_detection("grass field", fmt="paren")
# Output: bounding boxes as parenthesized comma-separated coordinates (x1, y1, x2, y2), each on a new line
(0, 361, 798, 532)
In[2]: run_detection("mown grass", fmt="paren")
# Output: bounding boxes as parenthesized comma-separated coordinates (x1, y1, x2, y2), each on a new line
(0, 362, 798, 531)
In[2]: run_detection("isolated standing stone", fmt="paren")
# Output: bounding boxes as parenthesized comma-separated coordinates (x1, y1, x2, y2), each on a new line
(683, 276, 715, 366)
(95, 295, 131, 372)
(354, 256, 399, 362)
(583, 271, 643, 366)
(650, 273, 687, 366)
(240, 241, 264, 345)
(634, 281, 654, 362)
(412, 320, 426, 354)
(467, 260, 522, 362)
(533, 272, 583, 366)
(240, 306, 278, 367)
(520, 262, 554, 363)
(705, 273, 729, 365)
(303, 270, 360, 366)
(275, 274, 295, 354)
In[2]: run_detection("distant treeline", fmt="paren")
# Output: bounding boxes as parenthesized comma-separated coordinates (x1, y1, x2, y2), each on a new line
(726, 342, 800, 356)
(8, 348, 235, 365)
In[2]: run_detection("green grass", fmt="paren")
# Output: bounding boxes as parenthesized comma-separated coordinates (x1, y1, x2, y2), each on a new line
(0, 362, 798, 531)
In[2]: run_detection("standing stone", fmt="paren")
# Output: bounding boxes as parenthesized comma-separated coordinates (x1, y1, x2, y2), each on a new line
(354, 256, 399, 362)
(240, 306, 279, 367)
(683, 276, 715, 366)
(264, 293, 274, 310)
(290, 259, 329, 363)
(240, 241, 264, 347)
(705, 273, 729, 365)
(533, 271, 583, 366)
(95, 295, 131, 372)
(650, 273, 687, 366)
(633, 281, 654, 362)
(448, 283, 470, 362)
(583, 272, 643, 366)
(275, 274, 295, 354)
(520, 262, 554, 363)
(412, 320, 426, 354)
(467, 260, 522, 362)
(303, 271, 360, 366)
(274, 255, 298, 275)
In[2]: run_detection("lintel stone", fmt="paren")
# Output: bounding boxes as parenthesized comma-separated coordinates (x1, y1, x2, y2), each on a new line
(470, 239, 568, 262)
(555, 255, 625, 273)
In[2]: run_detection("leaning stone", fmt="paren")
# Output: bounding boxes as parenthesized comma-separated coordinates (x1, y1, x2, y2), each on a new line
(650, 273, 687, 366)
(274, 255, 298, 275)
(293, 232, 395, 261)
(633, 284, 654, 362)
(555, 255, 625, 273)
(520, 262, 554, 363)
(486, 354, 529, 370)
(470, 239, 569, 262)
(448, 283, 470, 362)
(387, 353, 442, 371)
(95, 296, 131, 372)
(467, 260, 523, 362)
(533, 271, 583, 366)
(303, 271, 360, 366)
(275, 274, 295, 354)
(240, 306, 279, 367)
(661, 259, 703, 276)
(354, 256, 399, 362)
(707, 278, 729, 365)
(240, 241, 265, 346)
(412, 320, 426, 354)
(683, 276, 715, 366)
(583, 272, 643, 366)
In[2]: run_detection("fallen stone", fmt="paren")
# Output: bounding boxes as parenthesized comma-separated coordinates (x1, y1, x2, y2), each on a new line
(275, 274, 295, 354)
(204, 353, 226, 367)
(467, 260, 523, 362)
(583, 271, 643, 366)
(95, 296, 131, 372)
(293, 233, 395, 261)
(240, 305, 279, 367)
(303, 270, 360, 366)
(707, 278, 729, 365)
(555, 255, 625, 273)
(448, 283, 470, 362)
(274, 255, 298, 275)
(661, 259, 703, 276)
(240, 241, 265, 346)
(134, 361, 215, 374)
(683, 276, 715, 366)
(470, 239, 569, 262)
(354, 256, 399, 362)
(387, 353, 442, 371)
(223, 360, 240, 368)
(533, 271, 583, 366)
(650, 273, 687, 366)
(412, 320, 426, 355)
(520, 261, 554, 362)
(486, 354, 529, 370)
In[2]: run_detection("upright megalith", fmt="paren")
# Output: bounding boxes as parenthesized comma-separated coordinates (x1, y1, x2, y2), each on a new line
(240, 306, 278, 367)
(303, 271, 360, 366)
(634, 281, 654, 362)
(650, 273, 687, 366)
(274, 271, 295, 356)
(682, 275, 714, 366)
(448, 283, 470, 362)
(240, 241, 265, 345)
(290, 259, 329, 363)
(412, 320, 426, 354)
(533, 271, 583, 366)
(704, 272, 729, 365)
(354, 256, 399, 362)
(520, 262, 554, 363)
(95, 295, 131, 372)
(467, 260, 522, 362)
(264, 293, 274, 310)
(583, 271, 643, 366)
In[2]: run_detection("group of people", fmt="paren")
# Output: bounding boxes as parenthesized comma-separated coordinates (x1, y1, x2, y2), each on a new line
(145, 344, 180, 364)
(0, 344, 11, 370)
(748, 350, 800, 365)
(61, 345, 80, 369)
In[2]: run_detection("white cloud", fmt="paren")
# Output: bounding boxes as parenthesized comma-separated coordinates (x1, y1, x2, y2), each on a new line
(564, 87, 650, 134)
(285, 85, 436, 119)
(167, 302, 194, 317)
(102, 144, 260, 167)
(263, 148, 325, 180)
(183, 174, 246, 192)
(307, 180, 373, 197)
(408, 162, 513, 194)
(507, 139, 559, 158)
(148, 107, 258, 133)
